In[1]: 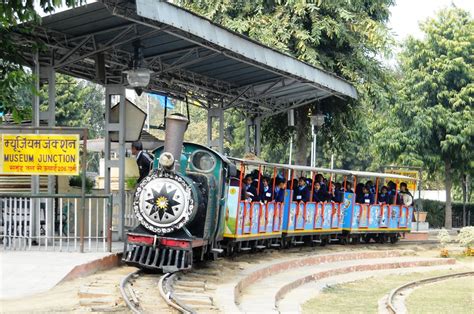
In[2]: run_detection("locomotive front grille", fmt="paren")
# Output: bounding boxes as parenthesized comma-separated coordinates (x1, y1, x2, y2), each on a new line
(123, 243, 192, 272)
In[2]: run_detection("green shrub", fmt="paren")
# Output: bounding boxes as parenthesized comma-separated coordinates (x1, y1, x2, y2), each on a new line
(69, 174, 94, 193)
(418, 199, 474, 228)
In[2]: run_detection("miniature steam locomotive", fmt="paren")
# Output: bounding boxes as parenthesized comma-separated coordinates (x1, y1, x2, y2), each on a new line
(123, 114, 415, 272)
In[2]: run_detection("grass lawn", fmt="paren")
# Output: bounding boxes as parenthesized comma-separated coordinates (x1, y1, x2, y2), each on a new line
(301, 269, 470, 314)
(406, 276, 474, 314)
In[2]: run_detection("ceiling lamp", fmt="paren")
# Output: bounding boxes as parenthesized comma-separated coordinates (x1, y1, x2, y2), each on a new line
(310, 113, 325, 128)
(125, 40, 152, 88)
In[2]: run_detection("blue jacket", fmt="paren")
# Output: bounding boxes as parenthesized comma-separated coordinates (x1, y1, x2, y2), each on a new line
(361, 193, 375, 205)
(259, 186, 273, 202)
(378, 193, 389, 204)
(242, 184, 259, 201)
(293, 185, 310, 202)
(313, 188, 328, 202)
(274, 187, 285, 203)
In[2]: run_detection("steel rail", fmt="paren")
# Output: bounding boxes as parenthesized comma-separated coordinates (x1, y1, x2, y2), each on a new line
(386, 271, 474, 314)
(120, 269, 142, 314)
(158, 272, 196, 314)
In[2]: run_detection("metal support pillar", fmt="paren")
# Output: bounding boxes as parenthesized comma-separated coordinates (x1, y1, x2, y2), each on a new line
(46, 67, 56, 240)
(31, 52, 40, 243)
(207, 106, 224, 153)
(105, 85, 126, 240)
(245, 117, 251, 153)
(254, 116, 261, 156)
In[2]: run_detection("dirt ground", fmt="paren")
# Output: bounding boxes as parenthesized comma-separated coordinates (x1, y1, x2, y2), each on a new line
(0, 242, 468, 313)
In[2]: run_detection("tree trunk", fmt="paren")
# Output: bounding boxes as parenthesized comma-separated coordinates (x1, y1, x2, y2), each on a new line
(294, 106, 310, 166)
(444, 159, 453, 229)
(462, 173, 467, 227)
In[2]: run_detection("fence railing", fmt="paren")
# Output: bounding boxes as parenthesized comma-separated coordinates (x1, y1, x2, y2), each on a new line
(123, 190, 139, 230)
(0, 193, 113, 252)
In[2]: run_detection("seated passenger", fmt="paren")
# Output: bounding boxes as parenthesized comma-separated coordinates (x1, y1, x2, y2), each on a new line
(333, 182, 344, 203)
(361, 186, 374, 204)
(274, 180, 286, 203)
(355, 183, 365, 203)
(345, 182, 354, 193)
(387, 181, 397, 204)
(242, 174, 259, 202)
(259, 177, 273, 203)
(315, 174, 328, 193)
(399, 182, 413, 206)
(378, 186, 389, 204)
(366, 180, 376, 194)
(313, 182, 329, 202)
(293, 177, 310, 202)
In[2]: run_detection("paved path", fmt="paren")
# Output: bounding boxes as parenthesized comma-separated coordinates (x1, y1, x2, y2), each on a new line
(0, 244, 123, 299)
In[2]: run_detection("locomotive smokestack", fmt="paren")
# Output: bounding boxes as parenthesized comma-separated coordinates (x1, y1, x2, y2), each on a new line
(163, 113, 189, 170)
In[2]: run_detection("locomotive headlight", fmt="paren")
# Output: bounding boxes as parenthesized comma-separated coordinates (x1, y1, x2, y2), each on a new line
(159, 152, 175, 170)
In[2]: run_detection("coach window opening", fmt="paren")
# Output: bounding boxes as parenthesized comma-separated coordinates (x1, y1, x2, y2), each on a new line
(309, 170, 316, 202)
(257, 164, 262, 196)
(394, 182, 399, 205)
(288, 169, 295, 202)
(375, 177, 379, 205)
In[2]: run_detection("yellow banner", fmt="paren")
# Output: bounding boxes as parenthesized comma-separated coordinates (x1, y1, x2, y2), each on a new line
(384, 169, 418, 192)
(0, 134, 80, 175)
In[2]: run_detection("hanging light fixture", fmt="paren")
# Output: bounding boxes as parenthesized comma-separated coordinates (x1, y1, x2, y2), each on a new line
(125, 40, 152, 88)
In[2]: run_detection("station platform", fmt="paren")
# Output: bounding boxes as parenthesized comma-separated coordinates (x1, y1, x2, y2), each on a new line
(0, 242, 123, 300)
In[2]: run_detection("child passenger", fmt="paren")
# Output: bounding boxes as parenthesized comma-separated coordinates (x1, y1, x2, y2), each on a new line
(293, 177, 310, 202)
(242, 174, 258, 202)
(361, 186, 374, 204)
(274, 180, 286, 203)
(259, 177, 273, 203)
(378, 186, 389, 204)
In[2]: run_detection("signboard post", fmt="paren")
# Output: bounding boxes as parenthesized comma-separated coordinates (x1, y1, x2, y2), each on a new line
(0, 126, 88, 252)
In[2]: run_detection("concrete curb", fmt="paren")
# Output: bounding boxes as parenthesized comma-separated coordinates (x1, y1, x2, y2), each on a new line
(234, 250, 413, 304)
(275, 258, 456, 304)
(59, 253, 123, 283)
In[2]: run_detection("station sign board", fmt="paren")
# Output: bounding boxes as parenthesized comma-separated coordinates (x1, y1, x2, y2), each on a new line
(0, 134, 80, 175)
(384, 169, 418, 192)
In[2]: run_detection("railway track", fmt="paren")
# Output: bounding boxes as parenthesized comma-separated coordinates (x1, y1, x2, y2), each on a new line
(386, 271, 474, 314)
(121, 265, 221, 313)
(119, 240, 440, 313)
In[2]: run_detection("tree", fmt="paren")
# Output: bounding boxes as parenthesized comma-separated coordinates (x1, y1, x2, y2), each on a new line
(176, 0, 396, 166)
(39, 74, 105, 138)
(0, 0, 83, 120)
(395, 8, 474, 228)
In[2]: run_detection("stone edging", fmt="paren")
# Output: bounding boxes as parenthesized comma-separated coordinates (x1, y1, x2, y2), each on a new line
(59, 253, 123, 283)
(234, 250, 413, 304)
(275, 258, 456, 306)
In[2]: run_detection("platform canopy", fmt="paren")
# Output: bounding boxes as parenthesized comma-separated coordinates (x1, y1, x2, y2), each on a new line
(8, 0, 356, 116)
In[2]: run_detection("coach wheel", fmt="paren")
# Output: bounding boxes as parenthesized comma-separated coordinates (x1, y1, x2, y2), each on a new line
(320, 237, 328, 247)
(363, 235, 371, 244)
(340, 237, 348, 245)
(390, 235, 399, 244)
(378, 234, 387, 244)
(350, 236, 360, 245)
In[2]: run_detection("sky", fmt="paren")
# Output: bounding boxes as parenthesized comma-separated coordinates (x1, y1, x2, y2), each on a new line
(388, 0, 474, 41)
